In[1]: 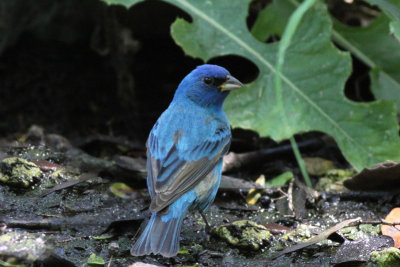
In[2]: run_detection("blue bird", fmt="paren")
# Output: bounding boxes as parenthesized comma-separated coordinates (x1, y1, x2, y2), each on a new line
(130, 64, 243, 257)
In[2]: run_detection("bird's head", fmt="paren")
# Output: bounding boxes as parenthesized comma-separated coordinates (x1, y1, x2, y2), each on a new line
(174, 64, 243, 109)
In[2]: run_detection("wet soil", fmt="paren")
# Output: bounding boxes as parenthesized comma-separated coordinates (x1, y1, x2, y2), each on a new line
(0, 1, 392, 266)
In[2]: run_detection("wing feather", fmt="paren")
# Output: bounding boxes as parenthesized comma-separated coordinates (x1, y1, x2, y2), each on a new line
(146, 128, 230, 212)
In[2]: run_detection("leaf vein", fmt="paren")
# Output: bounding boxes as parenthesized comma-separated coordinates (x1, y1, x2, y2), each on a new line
(175, 0, 368, 155)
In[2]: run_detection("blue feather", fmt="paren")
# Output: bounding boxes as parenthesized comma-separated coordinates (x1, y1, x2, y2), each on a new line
(131, 64, 242, 257)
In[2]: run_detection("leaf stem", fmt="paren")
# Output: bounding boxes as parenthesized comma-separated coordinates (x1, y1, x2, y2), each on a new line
(275, 0, 317, 187)
(290, 136, 312, 188)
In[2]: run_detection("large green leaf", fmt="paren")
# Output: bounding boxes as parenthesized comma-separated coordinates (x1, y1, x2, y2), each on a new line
(359, 1, 400, 107)
(252, 0, 400, 111)
(250, 0, 293, 42)
(166, 0, 400, 170)
(363, 0, 400, 21)
(391, 20, 400, 40)
(333, 15, 400, 112)
(364, 0, 400, 39)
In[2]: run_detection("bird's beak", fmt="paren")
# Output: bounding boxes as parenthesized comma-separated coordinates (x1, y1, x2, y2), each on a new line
(219, 75, 243, 91)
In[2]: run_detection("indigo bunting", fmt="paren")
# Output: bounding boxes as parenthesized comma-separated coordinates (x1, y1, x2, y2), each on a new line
(131, 64, 243, 257)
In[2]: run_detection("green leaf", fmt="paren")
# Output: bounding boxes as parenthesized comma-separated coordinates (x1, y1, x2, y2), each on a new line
(251, 0, 293, 41)
(364, 0, 400, 41)
(390, 20, 400, 40)
(87, 253, 105, 265)
(266, 171, 293, 187)
(333, 15, 400, 111)
(166, 0, 400, 170)
(178, 249, 190, 255)
(252, 1, 400, 111)
(92, 234, 114, 240)
(101, 0, 143, 7)
(109, 182, 136, 199)
(363, 0, 400, 21)
(0, 259, 26, 267)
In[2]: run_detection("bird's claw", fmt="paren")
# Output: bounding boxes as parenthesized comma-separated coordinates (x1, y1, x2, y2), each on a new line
(205, 224, 212, 235)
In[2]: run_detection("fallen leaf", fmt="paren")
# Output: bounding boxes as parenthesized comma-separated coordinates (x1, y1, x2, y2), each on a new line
(303, 157, 334, 176)
(382, 207, 400, 248)
(344, 161, 400, 191)
(87, 253, 105, 265)
(264, 223, 292, 235)
(266, 171, 293, 187)
(246, 175, 266, 205)
(110, 182, 141, 199)
(32, 160, 63, 172)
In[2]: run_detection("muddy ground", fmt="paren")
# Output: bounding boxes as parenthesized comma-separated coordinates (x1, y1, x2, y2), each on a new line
(0, 0, 397, 266)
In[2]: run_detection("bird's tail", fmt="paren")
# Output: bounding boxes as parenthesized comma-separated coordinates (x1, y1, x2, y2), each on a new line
(131, 211, 185, 257)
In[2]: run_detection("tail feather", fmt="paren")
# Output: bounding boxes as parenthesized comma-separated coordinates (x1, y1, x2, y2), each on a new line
(131, 212, 185, 257)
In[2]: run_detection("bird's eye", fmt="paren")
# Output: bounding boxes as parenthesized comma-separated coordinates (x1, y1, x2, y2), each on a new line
(202, 77, 214, 85)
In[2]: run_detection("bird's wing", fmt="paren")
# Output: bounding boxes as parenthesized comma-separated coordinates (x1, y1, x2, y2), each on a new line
(146, 127, 231, 213)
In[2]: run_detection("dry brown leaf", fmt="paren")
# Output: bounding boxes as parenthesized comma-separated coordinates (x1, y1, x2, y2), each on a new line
(382, 207, 400, 248)
(344, 161, 400, 191)
(303, 157, 334, 176)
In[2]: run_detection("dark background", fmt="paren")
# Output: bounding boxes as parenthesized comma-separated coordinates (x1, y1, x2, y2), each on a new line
(0, 0, 262, 143)
(0, 0, 373, 144)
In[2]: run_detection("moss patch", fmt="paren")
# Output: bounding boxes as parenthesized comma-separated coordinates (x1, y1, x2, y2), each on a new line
(212, 220, 271, 251)
(0, 157, 41, 187)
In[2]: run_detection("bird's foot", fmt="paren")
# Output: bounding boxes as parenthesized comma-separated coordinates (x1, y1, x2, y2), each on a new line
(199, 211, 213, 234)
(205, 224, 212, 235)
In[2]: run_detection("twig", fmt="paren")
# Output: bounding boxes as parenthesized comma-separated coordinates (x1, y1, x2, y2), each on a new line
(270, 217, 361, 260)
(107, 254, 114, 267)
(269, 217, 400, 260)
(39, 172, 97, 197)
(324, 191, 394, 201)
(295, 179, 320, 199)
(1, 219, 62, 230)
(351, 219, 400, 227)
(287, 180, 295, 216)
(222, 138, 323, 172)
(220, 175, 269, 190)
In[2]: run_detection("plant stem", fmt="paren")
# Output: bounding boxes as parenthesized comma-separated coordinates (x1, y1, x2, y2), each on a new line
(290, 136, 312, 188)
(275, 0, 318, 188)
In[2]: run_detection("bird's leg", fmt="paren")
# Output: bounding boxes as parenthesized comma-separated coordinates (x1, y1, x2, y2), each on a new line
(199, 210, 212, 234)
